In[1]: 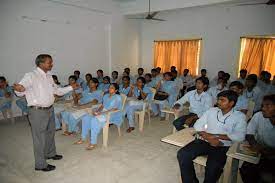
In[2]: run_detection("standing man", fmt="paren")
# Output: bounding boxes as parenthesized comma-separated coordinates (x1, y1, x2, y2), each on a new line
(13, 54, 79, 172)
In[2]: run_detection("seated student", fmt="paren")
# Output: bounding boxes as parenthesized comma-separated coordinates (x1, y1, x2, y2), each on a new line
(240, 95, 275, 183)
(144, 73, 155, 88)
(119, 76, 131, 96)
(151, 72, 177, 120)
(224, 73, 232, 87)
(207, 77, 228, 105)
(173, 77, 212, 131)
(177, 90, 247, 183)
(155, 67, 163, 81)
(98, 76, 111, 94)
(258, 71, 275, 96)
(96, 69, 104, 83)
(238, 69, 247, 85)
(124, 67, 135, 82)
(52, 75, 62, 87)
(200, 69, 208, 78)
(61, 78, 102, 136)
(16, 97, 28, 115)
(82, 73, 92, 91)
(244, 74, 263, 112)
(150, 68, 162, 88)
(74, 83, 123, 150)
(61, 75, 83, 100)
(0, 76, 13, 116)
(134, 68, 144, 80)
(74, 70, 85, 88)
(171, 70, 183, 97)
(210, 70, 225, 87)
(111, 71, 119, 84)
(180, 69, 194, 95)
(229, 81, 248, 114)
(170, 66, 177, 72)
(125, 77, 153, 133)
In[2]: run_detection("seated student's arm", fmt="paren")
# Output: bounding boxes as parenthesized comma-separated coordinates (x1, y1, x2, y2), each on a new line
(173, 91, 189, 109)
(140, 88, 148, 100)
(128, 85, 134, 97)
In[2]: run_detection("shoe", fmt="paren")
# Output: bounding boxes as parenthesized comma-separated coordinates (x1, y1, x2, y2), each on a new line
(47, 154, 63, 160)
(35, 164, 56, 172)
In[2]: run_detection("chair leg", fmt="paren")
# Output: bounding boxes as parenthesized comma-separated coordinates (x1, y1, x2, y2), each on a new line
(139, 112, 145, 132)
(147, 111, 151, 125)
(103, 123, 109, 147)
(165, 113, 169, 121)
(2, 110, 8, 119)
(117, 126, 121, 137)
(8, 109, 15, 124)
(172, 126, 176, 134)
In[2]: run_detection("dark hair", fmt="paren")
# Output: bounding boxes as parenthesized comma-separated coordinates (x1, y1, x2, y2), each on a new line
(145, 73, 152, 78)
(224, 73, 231, 80)
(218, 70, 225, 74)
(246, 74, 258, 84)
(151, 68, 157, 73)
(137, 76, 146, 84)
(262, 94, 275, 105)
(112, 71, 118, 75)
(171, 66, 176, 70)
(218, 77, 227, 84)
(74, 70, 80, 75)
(201, 69, 207, 73)
(89, 78, 99, 88)
(110, 83, 120, 94)
(35, 54, 52, 66)
(217, 90, 239, 107)
(229, 81, 244, 89)
(0, 76, 7, 82)
(196, 76, 209, 86)
(85, 73, 92, 78)
(122, 76, 130, 81)
(163, 72, 173, 78)
(103, 76, 110, 83)
(52, 75, 60, 85)
(184, 69, 189, 73)
(171, 70, 178, 74)
(97, 69, 103, 74)
(240, 69, 247, 74)
(69, 75, 77, 81)
(138, 68, 144, 72)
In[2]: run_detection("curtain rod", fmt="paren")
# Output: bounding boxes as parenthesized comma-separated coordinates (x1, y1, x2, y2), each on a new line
(154, 38, 202, 42)
(240, 36, 275, 39)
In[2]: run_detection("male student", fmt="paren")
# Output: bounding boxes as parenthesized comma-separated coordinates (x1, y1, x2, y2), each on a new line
(180, 69, 194, 95)
(229, 81, 248, 114)
(238, 69, 247, 85)
(240, 95, 275, 183)
(177, 90, 247, 183)
(173, 77, 212, 131)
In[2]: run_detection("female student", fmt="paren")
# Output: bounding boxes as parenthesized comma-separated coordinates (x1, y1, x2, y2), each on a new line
(98, 76, 111, 94)
(119, 76, 131, 96)
(74, 83, 123, 150)
(125, 77, 153, 133)
(61, 78, 102, 135)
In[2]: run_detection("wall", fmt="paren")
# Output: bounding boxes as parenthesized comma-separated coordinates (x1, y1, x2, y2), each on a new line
(140, 4, 275, 79)
(0, 0, 140, 84)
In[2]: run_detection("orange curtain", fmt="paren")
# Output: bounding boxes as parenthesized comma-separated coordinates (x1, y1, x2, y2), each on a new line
(239, 38, 275, 76)
(154, 40, 201, 76)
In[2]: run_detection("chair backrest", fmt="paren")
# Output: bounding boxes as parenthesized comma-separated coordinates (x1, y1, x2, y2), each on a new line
(246, 99, 255, 121)
(150, 87, 157, 100)
(120, 93, 127, 110)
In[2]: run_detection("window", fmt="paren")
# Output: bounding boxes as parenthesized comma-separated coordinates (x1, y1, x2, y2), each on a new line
(238, 37, 275, 76)
(153, 39, 201, 76)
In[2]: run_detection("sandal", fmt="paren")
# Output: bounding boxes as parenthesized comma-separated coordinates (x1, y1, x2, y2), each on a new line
(86, 144, 96, 150)
(74, 139, 84, 145)
(62, 131, 72, 136)
(126, 127, 135, 133)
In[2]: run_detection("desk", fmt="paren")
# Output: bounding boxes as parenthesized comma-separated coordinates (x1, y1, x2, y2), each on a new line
(161, 128, 195, 147)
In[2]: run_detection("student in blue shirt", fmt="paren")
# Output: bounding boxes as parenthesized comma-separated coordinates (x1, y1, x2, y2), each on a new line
(173, 77, 212, 131)
(119, 76, 131, 96)
(61, 78, 102, 136)
(177, 90, 247, 183)
(111, 71, 119, 84)
(0, 77, 13, 115)
(61, 75, 83, 101)
(82, 73, 92, 91)
(98, 76, 111, 94)
(74, 83, 123, 150)
(125, 77, 153, 133)
(229, 81, 248, 115)
(96, 69, 104, 83)
(74, 70, 85, 89)
(151, 72, 178, 120)
(16, 97, 28, 115)
(144, 73, 155, 88)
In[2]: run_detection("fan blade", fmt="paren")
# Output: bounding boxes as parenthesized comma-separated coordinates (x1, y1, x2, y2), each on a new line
(151, 18, 166, 21)
(128, 18, 146, 20)
(150, 12, 159, 18)
(235, 2, 267, 6)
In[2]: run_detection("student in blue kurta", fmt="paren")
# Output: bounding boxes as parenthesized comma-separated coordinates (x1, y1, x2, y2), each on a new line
(96, 69, 104, 83)
(61, 78, 102, 136)
(0, 77, 13, 115)
(82, 73, 92, 91)
(74, 83, 123, 150)
(119, 76, 131, 96)
(125, 77, 153, 133)
(150, 68, 162, 88)
(151, 72, 178, 120)
(98, 76, 110, 94)
(111, 71, 119, 84)
(74, 70, 85, 89)
(144, 73, 155, 88)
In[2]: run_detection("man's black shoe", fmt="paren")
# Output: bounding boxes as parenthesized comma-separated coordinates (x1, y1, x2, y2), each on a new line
(47, 154, 63, 160)
(35, 164, 56, 172)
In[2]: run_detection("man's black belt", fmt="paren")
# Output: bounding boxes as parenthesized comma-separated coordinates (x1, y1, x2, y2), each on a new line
(29, 105, 53, 110)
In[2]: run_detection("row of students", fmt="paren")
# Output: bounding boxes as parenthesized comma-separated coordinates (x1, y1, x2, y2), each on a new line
(0, 76, 13, 118)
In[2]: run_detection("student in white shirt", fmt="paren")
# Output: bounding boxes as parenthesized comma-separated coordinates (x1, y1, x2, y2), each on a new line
(172, 77, 212, 131)
(177, 90, 247, 183)
(240, 94, 275, 183)
(210, 70, 225, 87)
(208, 77, 228, 105)
(237, 69, 247, 85)
(229, 81, 248, 114)
(180, 69, 194, 95)
(171, 70, 183, 98)
(244, 74, 263, 112)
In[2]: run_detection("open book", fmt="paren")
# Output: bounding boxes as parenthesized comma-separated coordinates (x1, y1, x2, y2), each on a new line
(236, 142, 260, 159)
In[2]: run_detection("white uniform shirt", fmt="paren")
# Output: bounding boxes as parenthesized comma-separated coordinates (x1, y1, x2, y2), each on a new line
(175, 90, 213, 117)
(243, 86, 263, 112)
(194, 107, 247, 146)
(15, 67, 72, 107)
(247, 112, 275, 148)
(233, 94, 248, 111)
(207, 86, 228, 104)
(181, 74, 194, 88)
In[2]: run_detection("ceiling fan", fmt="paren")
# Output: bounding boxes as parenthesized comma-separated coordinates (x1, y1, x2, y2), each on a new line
(128, 0, 166, 21)
(235, 0, 275, 6)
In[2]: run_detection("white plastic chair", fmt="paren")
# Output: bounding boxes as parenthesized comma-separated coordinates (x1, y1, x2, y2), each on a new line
(246, 100, 255, 121)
